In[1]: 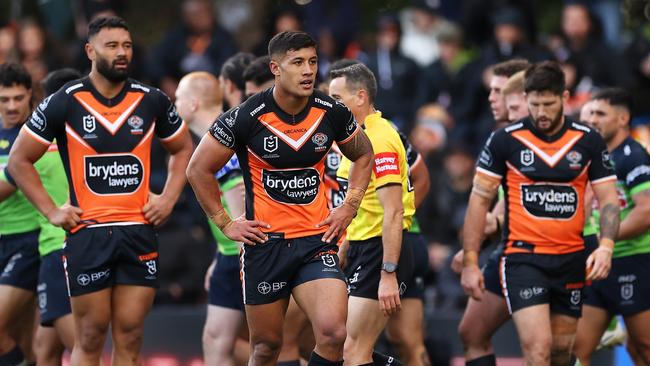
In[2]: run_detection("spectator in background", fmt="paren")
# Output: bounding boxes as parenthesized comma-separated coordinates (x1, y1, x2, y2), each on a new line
(150, 0, 236, 99)
(0, 23, 18, 66)
(416, 22, 484, 144)
(17, 20, 64, 88)
(366, 14, 419, 133)
(624, 24, 650, 123)
(399, 0, 450, 68)
(546, 2, 623, 88)
(253, 6, 302, 56)
(479, 5, 549, 68)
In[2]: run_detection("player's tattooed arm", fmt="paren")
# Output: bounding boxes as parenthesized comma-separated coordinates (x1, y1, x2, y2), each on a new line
(317, 130, 373, 243)
(599, 203, 620, 244)
(338, 129, 373, 162)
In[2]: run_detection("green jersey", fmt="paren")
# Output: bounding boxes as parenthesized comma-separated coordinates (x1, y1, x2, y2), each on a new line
(208, 156, 243, 256)
(593, 137, 650, 257)
(0, 125, 41, 234)
(1, 136, 68, 255)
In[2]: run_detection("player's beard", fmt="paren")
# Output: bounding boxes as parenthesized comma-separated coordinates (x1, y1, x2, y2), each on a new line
(96, 55, 130, 83)
(533, 106, 564, 134)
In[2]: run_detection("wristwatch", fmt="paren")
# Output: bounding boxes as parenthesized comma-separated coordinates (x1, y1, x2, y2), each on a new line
(381, 262, 398, 273)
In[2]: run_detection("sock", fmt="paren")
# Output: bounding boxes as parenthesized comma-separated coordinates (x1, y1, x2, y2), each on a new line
(372, 351, 403, 366)
(467, 354, 496, 366)
(308, 351, 343, 366)
(278, 361, 301, 366)
(606, 317, 618, 331)
(0, 346, 25, 366)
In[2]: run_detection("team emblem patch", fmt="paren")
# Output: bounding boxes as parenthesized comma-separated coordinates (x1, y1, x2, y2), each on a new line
(520, 149, 534, 166)
(127, 115, 144, 134)
(83, 115, 96, 133)
(566, 150, 582, 164)
(264, 135, 278, 153)
(621, 284, 634, 300)
(312, 132, 328, 152)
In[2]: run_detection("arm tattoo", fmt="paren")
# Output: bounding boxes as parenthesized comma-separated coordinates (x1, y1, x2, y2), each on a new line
(599, 202, 620, 241)
(338, 131, 373, 161)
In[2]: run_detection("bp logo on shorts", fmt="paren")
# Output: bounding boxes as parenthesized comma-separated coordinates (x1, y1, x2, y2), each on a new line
(77, 274, 91, 286)
(262, 168, 320, 205)
(521, 184, 577, 219)
(84, 154, 144, 195)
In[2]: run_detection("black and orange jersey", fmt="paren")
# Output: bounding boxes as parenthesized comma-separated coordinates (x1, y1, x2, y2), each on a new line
(24, 77, 186, 230)
(209, 88, 359, 239)
(476, 117, 616, 255)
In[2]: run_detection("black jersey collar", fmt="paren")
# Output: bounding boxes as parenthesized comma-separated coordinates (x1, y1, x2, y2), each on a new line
(84, 76, 131, 107)
(524, 116, 571, 142)
(265, 87, 312, 125)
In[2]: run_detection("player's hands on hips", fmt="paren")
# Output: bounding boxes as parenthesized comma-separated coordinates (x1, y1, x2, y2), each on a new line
(143, 192, 175, 226)
(378, 272, 401, 316)
(223, 214, 270, 246)
(451, 249, 464, 274)
(47, 204, 83, 231)
(461, 264, 485, 301)
(316, 204, 356, 243)
(586, 246, 612, 281)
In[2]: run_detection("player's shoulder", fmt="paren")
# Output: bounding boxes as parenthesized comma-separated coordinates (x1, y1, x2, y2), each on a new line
(237, 90, 268, 119)
(312, 90, 350, 114)
(567, 120, 597, 137)
(616, 137, 650, 171)
(126, 79, 170, 104)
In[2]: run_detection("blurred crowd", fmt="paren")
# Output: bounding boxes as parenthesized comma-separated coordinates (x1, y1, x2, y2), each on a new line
(3, 0, 650, 312)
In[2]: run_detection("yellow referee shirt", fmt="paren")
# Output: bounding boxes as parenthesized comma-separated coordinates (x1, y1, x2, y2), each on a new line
(337, 111, 415, 241)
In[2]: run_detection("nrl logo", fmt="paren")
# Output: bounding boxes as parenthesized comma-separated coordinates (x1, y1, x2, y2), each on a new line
(83, 115, 96, 133)
(520, 149, 534, 166)
(264, 135, 278, 153)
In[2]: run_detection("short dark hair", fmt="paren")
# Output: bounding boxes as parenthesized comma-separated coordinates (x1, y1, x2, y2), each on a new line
(268, 31, 316, 58)
(220, 52, 255, 92)
(243, 56, 273, 86)
(492, 59, 530, 78)
(524, 61, 565, 95)
(591, 87, 634, 115)
(0, 62, 32, 89)
(329, 59, 360, 74)
(88, 16, 129, 39)
(329, 63, 377, 104)
(41, 68, 82, 96)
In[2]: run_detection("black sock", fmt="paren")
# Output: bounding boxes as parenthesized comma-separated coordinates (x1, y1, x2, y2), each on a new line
(278, 361, 301, 366)
(0, 346, 24, 366)
(467, 354, 496, 366)
(372, 351, 403, 366)
(308, 351, 343, 366)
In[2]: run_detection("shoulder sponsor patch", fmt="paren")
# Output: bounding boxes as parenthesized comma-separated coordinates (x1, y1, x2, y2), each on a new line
(374, 152, 400, 177)
(210, 121, 235, 149)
